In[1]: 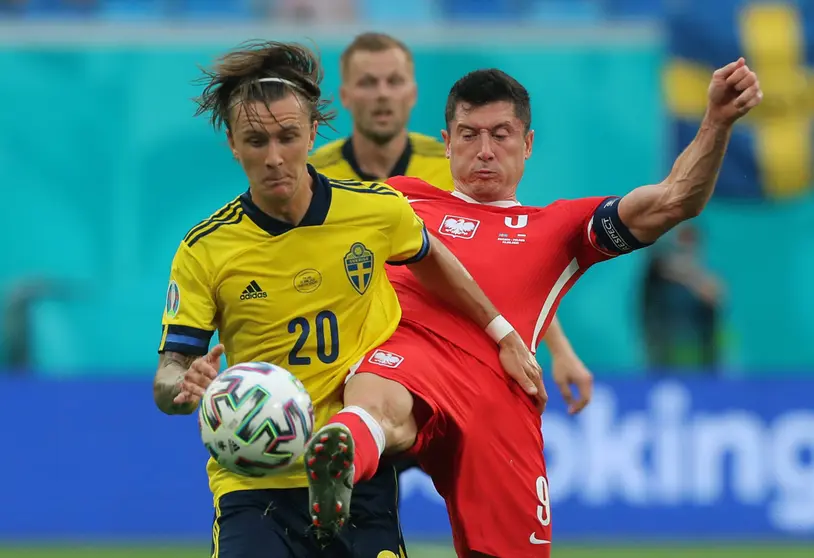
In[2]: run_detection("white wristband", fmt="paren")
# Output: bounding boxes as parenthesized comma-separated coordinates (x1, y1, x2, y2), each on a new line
(485, 315, 514, 343)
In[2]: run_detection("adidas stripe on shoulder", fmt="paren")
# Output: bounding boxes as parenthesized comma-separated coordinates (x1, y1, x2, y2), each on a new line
(184, 197, 245, 247)
(329, 178, 399, 197)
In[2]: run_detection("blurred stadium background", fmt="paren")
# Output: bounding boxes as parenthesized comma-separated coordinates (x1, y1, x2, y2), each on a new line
(2, 0, 814, 556)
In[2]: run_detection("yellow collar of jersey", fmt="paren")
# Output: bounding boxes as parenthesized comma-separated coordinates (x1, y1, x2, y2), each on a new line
(341, 136, 412, 181)
(240, 164, 332, 235)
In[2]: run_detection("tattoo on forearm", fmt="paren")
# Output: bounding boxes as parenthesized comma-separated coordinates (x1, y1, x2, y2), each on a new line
(154, 351, 197, 415)
(161, 351, 196, 370)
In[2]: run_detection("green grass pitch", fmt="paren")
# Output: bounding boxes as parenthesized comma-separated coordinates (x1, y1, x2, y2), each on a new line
(2, 544, 814, 558)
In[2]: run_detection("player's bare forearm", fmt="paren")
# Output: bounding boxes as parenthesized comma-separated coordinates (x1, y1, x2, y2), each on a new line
(662, 114, 732, 216)
(542, 315, 575, 358)
(154, 351, 198, 415)
(619, 114, 732, 243)
(407, 236, 499, 329)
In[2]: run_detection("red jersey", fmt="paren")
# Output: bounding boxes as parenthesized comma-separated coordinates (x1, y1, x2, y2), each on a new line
(385, 176, 620, 366)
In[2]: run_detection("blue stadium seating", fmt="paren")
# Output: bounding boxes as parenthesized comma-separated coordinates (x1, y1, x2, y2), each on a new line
(362, 0, 437, 23)
(0, 0, 665, 21)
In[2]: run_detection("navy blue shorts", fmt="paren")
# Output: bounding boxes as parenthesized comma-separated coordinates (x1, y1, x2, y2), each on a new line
(392, 457, 418, 475)
(211, 464, 406, 558)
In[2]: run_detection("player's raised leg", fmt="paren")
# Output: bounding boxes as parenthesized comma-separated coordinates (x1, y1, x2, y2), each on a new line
(304, 372, 418, 533)
(306, 319, 497, 538)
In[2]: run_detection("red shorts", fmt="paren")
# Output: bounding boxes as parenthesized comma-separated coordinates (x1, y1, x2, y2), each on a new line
(355, 321, 552, 558)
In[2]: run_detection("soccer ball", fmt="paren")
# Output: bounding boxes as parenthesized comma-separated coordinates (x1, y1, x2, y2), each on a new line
(198, 362, 314, 477)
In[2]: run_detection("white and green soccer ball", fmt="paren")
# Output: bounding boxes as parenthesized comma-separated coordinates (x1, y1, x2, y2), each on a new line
(198, 362, 314, 477)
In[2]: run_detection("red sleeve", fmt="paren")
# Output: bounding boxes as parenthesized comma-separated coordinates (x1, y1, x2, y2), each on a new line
(556, 196, 621, 268)
(386, 176, 447, 200)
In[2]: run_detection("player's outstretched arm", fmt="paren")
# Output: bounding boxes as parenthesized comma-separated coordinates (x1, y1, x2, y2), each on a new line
(407, 235, 548, 411)
(618, 58, 762, 243)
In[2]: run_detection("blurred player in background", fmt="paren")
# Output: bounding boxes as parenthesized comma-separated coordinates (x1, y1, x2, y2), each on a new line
(151, 40, 540, 558)
(309, 32, 453, 189)
(311, 30, 594, 486)
(274, 0, 358, 23)
(307, 60, 763, 557)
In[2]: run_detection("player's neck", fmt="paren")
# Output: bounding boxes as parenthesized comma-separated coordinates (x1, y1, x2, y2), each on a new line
(250, 172, 314, 225)
(453, 185, 519, 206)
(351, 129, 409, 179)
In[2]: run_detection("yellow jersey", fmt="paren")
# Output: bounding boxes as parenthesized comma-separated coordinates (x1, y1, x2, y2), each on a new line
(158, 165, 429, 498)
(309, 132, 454, 191)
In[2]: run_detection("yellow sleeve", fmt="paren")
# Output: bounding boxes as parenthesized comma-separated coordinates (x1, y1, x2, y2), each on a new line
(432, 169, 455, 192)
(386, 193, 431, 266)
(158, 242, 217, 355)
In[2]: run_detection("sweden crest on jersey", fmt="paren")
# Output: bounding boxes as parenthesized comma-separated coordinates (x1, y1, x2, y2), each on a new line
(344, 242, 374, 294)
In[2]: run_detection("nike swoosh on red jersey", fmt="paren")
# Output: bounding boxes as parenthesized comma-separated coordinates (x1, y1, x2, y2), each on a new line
(529, 532, 551, 545)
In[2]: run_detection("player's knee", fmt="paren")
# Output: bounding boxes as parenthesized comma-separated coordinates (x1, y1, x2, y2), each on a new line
(345, 373, 416, 453)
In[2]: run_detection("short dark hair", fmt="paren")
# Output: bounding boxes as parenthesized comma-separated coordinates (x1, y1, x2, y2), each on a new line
(445, 69, 531, 132)
(340, 32, 413, 80)
(195, 40, 336, 131)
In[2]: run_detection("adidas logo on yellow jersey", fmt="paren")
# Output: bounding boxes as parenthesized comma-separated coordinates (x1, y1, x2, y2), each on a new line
(240, 280, 268, 300)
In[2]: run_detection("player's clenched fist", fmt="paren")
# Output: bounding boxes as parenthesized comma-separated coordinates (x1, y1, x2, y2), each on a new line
(498, 332, 548, 413)
(707, 57, 763, 125)
(173, 344, 225, 406)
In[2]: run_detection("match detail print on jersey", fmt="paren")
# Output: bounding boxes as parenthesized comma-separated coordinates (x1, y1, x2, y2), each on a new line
(293, 269, 322, 294)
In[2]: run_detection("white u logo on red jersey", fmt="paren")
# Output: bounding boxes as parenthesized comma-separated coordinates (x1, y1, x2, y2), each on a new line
(505, 215, 528, 229)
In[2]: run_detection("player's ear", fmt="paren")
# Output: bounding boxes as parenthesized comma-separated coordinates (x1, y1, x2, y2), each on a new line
(308, 120, 318, 151)
(524, 129, 534, 160)
(407, 80, 418, 110)
(226, 130, 240, 161)
(441, 129, 451, 158)
(339, 83, 350, 109)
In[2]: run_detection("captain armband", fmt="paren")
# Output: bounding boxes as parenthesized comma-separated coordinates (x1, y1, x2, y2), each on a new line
(590, 197, 651, 255)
